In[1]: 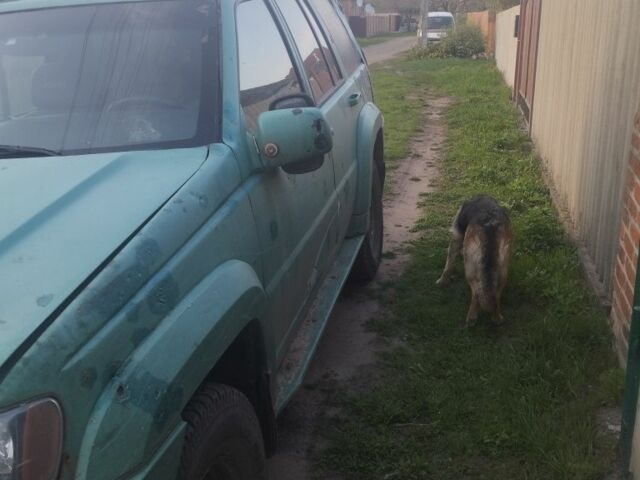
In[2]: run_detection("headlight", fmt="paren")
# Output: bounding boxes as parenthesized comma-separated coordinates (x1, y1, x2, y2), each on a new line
(0, 399, 63, 480)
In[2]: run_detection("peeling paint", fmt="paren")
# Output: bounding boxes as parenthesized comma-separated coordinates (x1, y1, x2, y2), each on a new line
(36, 294, 54, 307)
(269, 220, 279, 241)
(189, 191, 209, 209)
(130, 327, 152, 348)
(147, 275, 180, 316)
(80, 367, 97, 389)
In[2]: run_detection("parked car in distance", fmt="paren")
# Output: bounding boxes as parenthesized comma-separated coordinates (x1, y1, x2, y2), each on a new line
(0, 0, 384, 479)
(418, 11, 456, 42)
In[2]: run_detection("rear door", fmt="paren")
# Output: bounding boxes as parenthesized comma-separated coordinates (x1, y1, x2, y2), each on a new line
(305, 0, 367, 240)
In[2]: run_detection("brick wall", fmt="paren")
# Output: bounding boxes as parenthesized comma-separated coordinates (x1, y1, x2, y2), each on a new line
(611, 111, 640, 363)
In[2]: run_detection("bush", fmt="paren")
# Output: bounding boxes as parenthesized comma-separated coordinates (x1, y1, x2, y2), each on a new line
(410, 24, 486, 59)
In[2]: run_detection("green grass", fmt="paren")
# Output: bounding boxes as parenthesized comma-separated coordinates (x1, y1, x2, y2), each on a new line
(357, 30, 414, 48)
(319, 59, 623, 479)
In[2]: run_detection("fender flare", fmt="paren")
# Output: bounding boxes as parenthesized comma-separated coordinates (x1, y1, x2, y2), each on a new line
(75, 260, 268, 480)
(347, 102, 384, 237)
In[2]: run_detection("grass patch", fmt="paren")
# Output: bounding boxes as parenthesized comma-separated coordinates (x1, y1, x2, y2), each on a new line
(319, 59, 622, 479)
(370, 64, 424, 171)
(357, 31, 414, 48)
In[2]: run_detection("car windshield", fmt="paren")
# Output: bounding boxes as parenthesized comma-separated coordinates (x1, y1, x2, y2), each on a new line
(428, 16, 453, 30)
(0, 1, 218, 158)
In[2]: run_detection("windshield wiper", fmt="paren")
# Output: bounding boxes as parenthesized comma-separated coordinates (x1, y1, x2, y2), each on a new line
(0, 145, 62, 158)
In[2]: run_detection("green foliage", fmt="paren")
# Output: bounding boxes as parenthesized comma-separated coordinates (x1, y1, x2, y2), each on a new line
(318, 59, 621, 480)
(410, 24, 485, 59)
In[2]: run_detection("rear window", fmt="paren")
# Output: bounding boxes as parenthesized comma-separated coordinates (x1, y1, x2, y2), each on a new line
(307, 0, 361, 76)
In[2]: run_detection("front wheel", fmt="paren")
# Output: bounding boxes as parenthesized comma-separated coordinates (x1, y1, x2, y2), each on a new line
(179, 384, 267, 480)
(350, 162, 384, 282)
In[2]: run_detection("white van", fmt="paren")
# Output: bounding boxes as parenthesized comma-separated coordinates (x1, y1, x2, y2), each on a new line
(418, 11, 455, 42)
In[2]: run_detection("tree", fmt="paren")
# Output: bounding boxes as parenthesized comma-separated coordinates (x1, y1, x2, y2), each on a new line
(373, 0, 519, 14)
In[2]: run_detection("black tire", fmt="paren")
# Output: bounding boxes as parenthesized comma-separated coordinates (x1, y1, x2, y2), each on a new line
(350, 162, 384, 282)
(179, 384, 267, 480)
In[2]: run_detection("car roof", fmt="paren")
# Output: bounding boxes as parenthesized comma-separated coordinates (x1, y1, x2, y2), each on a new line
(428, 11, 454, 17)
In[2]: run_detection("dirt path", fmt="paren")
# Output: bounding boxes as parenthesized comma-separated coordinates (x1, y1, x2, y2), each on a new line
(362, 36, 417, 65)
(267, 96, 451, 480)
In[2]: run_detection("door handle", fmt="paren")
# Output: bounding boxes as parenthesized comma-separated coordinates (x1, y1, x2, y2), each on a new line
(348, 92, 362, 107)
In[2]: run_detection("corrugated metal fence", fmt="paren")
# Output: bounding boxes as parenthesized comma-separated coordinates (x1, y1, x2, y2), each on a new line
(531, 0, 640, 293)
(495, 5, 520, 89)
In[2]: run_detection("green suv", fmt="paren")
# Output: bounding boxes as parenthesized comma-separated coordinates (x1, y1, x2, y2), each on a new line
(0, 0, 384, 478)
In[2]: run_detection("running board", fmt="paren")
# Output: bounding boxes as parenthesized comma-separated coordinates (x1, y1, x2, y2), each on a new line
(275, 235, 364, 413)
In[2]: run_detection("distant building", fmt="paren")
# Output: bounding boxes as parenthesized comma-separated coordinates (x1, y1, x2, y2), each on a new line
(339, 0, 364, 17)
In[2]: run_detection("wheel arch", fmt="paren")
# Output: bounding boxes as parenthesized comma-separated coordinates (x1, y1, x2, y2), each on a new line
(75, 260, 275, 479)
(199, 318, 277, 456)
(347, 102, 384, 237)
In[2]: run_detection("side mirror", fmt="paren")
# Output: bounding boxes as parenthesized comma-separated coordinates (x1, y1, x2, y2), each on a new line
(255, 107, 333, 175)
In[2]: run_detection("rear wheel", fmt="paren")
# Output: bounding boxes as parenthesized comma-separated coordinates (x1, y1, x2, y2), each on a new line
(179, 384, 267, 480)
(350, 162, 384, 282)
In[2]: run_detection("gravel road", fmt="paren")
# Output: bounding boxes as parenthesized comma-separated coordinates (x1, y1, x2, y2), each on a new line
(362, 35, 417, 65)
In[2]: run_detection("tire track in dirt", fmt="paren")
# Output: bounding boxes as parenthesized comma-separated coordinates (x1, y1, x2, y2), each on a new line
(267, 96, 451, 480)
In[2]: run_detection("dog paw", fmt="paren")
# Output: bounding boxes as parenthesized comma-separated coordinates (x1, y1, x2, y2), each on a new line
(465, 316, 478, 327)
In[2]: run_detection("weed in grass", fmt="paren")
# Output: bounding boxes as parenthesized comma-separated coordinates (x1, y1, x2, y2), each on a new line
(319, 59, 622, 480)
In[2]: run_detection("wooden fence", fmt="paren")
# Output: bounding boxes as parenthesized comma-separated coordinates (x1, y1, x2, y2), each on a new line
(466, 10, 496, 55)
(348, 14, 401, 38)
(530, 0, 640, 294)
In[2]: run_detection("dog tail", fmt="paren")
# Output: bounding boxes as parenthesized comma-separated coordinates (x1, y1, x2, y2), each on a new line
(479, 220, 512, 313)
(465, 218, 501, 313)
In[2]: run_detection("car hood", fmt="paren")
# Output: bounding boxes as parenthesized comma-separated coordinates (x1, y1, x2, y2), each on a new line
(0, 147, 208, 367)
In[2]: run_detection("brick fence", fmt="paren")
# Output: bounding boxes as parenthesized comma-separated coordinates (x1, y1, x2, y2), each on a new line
(611, 112, 640, 363)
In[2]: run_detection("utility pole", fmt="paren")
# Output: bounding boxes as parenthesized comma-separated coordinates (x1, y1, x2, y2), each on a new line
(420, 0, 430, 46)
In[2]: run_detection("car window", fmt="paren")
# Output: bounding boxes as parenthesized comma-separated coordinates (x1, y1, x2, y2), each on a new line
(298, 0, 342, 83)
(428, 16, 454, 30)
(308, 0, 361, 76)
(276, 0, 335, 100)
(237, 0, 302, 132)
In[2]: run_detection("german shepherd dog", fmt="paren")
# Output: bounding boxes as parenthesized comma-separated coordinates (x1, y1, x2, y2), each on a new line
(436, 195, 513, 326)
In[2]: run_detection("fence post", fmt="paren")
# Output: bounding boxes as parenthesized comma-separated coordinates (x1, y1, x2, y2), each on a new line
(621, 249, 640, 474)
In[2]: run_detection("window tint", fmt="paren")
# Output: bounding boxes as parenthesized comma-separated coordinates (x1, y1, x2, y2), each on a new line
(276, 0, 334, 100)
(237, 0, 301, 131)
(308, 0, 361, 75)
(298, 0, 342, 83)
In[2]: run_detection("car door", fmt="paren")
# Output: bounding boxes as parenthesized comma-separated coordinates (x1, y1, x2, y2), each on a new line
(236, 0, 340, 360)
(306, 0, 367, 240)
